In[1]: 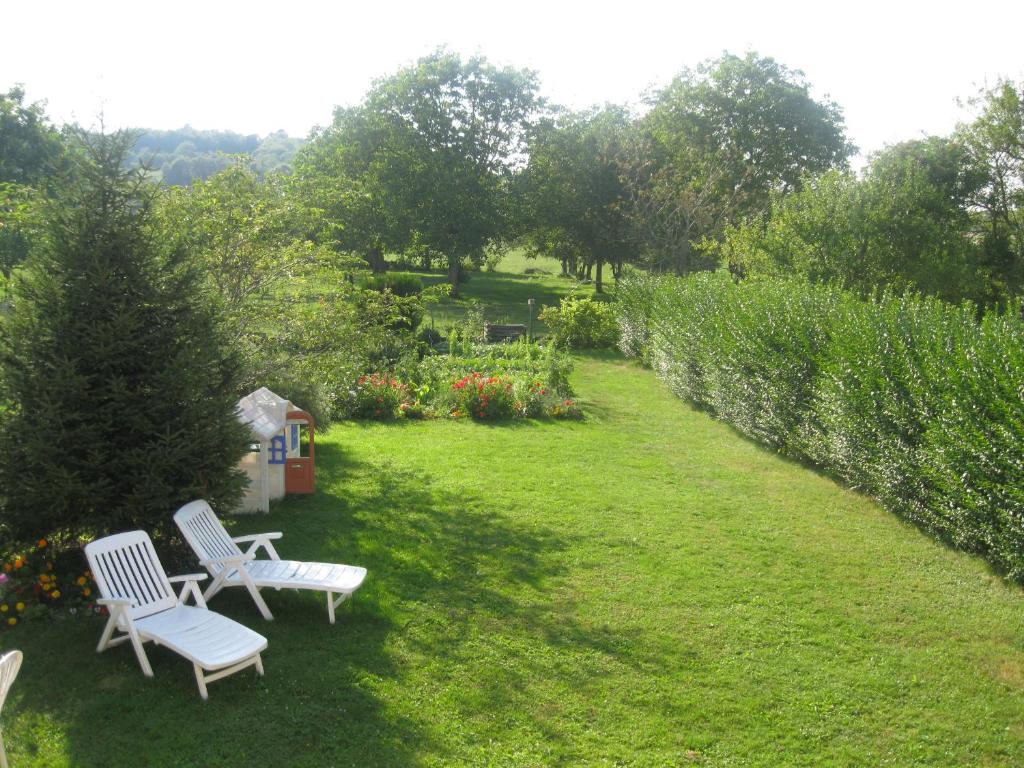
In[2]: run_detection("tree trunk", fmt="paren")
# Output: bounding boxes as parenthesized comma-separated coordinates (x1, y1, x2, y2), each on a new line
(560, 256, 569, 277)
(367, 246, 385, 273)
(595, 260, 604, 294)
(448, 258, 461, 298)
(585, 262, 593, 280)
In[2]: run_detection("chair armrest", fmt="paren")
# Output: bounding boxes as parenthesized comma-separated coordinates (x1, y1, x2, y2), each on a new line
(167, 573, 209, 584)
(97, 598, 133, 607)
(168, 573, 209, 608)
(198, 554, 249, 568)
(232, 532, 283, 544)
(234, 533, 283, 561)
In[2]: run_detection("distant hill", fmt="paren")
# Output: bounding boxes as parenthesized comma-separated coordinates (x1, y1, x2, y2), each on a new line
(124, 126, 305, 185)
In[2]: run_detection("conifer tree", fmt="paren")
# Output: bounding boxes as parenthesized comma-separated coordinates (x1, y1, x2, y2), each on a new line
(0, 130, 249, 548)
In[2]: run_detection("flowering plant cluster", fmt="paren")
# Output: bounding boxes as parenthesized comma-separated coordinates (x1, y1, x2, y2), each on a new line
(547, 398, 583, 419)
(349, 373, 412, 420)
(1, 539, 99, 628)
(451, 373, 516, 420)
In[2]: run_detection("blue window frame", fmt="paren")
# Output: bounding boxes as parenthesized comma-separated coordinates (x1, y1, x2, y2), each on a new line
(268, 435, 287, 465)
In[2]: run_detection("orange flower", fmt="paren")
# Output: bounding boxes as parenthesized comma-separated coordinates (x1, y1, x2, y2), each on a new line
(2, 564, 10, 573)
(76, 576, 87, 586)
(38, 538, 47, 549)
(13, 558, 23, 570)
(83, 588, 91, 597)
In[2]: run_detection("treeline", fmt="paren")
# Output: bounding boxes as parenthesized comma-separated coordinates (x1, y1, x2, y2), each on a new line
(3, 51, 1023, 304)
(125, 126, 304, 184)
(719, 85, 1024, 307)
(292, 50, 852, 295)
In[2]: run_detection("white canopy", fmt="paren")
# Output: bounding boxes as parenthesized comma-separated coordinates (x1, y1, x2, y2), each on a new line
(237, 387, 290, 442)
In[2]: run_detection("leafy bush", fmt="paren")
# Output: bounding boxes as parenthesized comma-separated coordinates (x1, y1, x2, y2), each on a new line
(360, 271, 424, 297)
(451, 373, 516, 420)
(348, 373, 411, 420)
(539, 295, 620, 348)
(618, 272, 1024, 579)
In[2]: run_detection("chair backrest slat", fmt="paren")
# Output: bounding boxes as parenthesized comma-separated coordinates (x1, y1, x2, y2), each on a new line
(174, 500, 244, 573)
(85, 531, 177, 620)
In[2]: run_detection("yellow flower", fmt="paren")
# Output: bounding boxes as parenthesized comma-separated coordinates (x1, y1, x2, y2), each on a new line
(15, 602, 25, 612)
(0, 604, 7, 613)
(76, 576, 87, 586)
(50, 590, 61, 599)
(6, 618, 15, 626)
(83, 588, 91, 597)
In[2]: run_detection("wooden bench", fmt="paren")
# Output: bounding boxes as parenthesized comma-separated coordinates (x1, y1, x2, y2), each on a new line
(485, 323, 527, 343)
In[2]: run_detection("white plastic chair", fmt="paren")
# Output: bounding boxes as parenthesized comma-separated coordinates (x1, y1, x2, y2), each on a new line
(174, 500, 367, 624)
(0, 650, 22, 768)
(85, 531, 268, 699)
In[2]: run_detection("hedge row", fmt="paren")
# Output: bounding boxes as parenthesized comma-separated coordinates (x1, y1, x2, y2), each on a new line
(617, 272, 1024, 579)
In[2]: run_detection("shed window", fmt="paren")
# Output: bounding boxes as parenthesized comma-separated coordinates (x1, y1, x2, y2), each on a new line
(268, 435, 287, 464)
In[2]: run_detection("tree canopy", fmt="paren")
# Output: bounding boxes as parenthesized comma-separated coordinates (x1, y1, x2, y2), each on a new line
(296, 49, 542, 293)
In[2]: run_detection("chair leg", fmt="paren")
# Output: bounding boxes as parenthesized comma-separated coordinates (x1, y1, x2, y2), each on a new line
(327, 591, 350, 624)
(202, 571, 227, 602)
(194, 664, 209, 700)
(255, 653, 265, 677)
(96, 614, 119, 653)
(241, 576, 274, 621)
(128, 630, 154, 678)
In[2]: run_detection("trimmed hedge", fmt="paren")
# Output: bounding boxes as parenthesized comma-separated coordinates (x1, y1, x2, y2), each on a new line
(618, 271, 1024, 579)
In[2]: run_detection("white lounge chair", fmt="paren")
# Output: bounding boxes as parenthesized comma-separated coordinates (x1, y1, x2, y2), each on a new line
(174, 500, 367, 624)
(85, 531, 268, 700)
(0, 650, 22, 768)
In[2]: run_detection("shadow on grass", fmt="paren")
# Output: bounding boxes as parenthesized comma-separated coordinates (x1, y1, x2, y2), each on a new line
(7, 438, 648, 766)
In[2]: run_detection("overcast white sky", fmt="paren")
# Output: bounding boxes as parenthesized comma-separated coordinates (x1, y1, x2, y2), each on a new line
(4, 0, 1023, 163)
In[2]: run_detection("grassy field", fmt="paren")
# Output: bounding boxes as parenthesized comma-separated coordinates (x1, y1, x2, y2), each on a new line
(2, 350, 1024, 766)
(3, 258, 1024, 766)
(419, 250, 584, 333)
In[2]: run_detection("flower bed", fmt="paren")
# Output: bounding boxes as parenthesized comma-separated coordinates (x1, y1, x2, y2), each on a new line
(1, 539, 98, 628)
(345, 340, 580, 421)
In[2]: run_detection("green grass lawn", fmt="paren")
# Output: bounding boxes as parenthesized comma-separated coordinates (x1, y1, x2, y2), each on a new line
(2, 352, 1024, 766)
(418, 250, 585, 333)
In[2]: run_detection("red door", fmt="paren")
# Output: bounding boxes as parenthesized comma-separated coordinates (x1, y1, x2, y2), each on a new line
(284, 410, 316, 494)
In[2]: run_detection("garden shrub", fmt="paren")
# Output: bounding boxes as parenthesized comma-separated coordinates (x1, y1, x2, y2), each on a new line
(618, 272, 1024, 579)
(348, 373, 411, 420)
(539, 295, 620, 349)
(360, 271, 424, 297)
(451, 373, 516, 419)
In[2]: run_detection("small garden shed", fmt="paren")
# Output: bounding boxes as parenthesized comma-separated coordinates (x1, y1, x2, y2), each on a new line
(236, 387, 316, 513)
